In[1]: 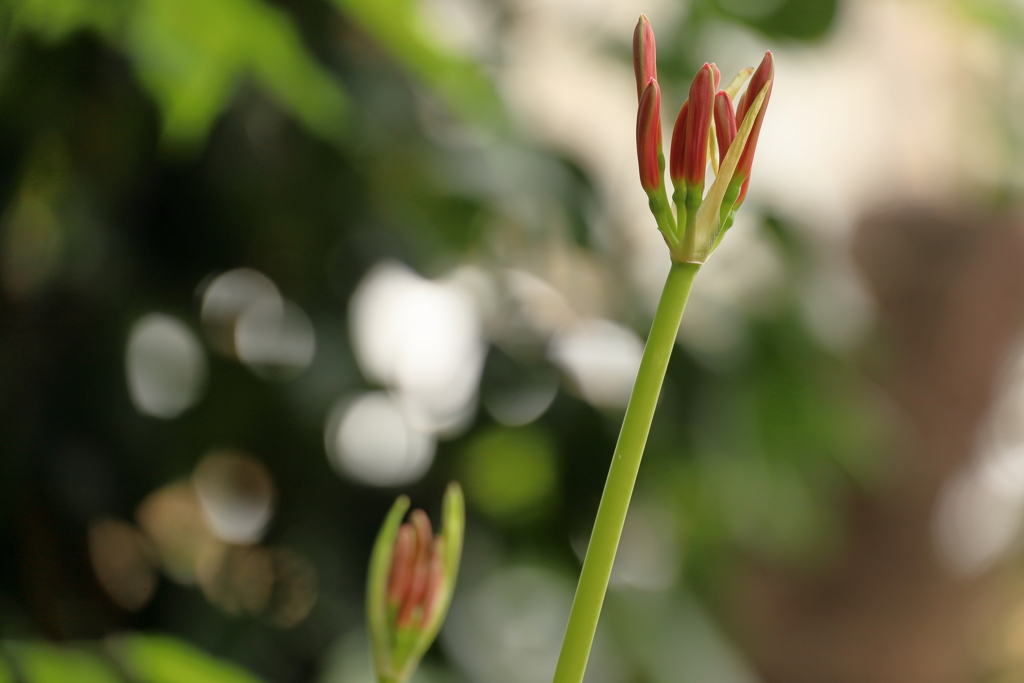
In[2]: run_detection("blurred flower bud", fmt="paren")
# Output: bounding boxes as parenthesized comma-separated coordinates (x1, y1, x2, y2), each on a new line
(367, 483, 464, 683)
(636, 80, 664, 196)
(632, 15, 657, 100)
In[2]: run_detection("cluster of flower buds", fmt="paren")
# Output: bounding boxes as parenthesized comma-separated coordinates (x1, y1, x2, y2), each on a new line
(634, 14, 774, 264)
(367, 483, 464, 683)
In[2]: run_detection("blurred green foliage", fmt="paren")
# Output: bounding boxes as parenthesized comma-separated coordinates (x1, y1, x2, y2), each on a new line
(674, 314, 882, 576)
(9, 643, 120, 683)
(461, 426, 559, 524)
(7, 0, 348, 146)
(114, 635, 266, 683)
(709, 0, 837, 41)
(329, 0, 503, 128)
(1, 636, 266, 683)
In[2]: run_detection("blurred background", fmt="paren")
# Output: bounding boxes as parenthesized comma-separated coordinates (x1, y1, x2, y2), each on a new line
(5, 0, 1024, 681)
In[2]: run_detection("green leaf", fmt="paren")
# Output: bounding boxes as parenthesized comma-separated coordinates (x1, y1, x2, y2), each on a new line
(8, 643, 120, 683)
(112, 634, 266, 683)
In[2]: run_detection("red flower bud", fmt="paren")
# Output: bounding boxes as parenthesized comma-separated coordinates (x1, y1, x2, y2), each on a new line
(670, 63, 715, 192)
(732, 51, 774, 203)
(713, 90, 736, 166)
(397, 509, 432, 628)
(632, 15, 657, 101)
(387, 522, 416, 608)
(421, 536, 446, 625)
(636, 80, 663, 195)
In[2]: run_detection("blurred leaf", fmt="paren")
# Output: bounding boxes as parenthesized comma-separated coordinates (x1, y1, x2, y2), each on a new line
(124, 0, 347, 148)
(1, 637, 267, 683)
(8, 643, 120, 683)
(710, 0, 837, 41)
(7, 0, 133, 42)
(7, 0, 348, 148)
(331, 0, 504, 129)
(112, 634, 266, 683)
(963, 0, 1024, 42)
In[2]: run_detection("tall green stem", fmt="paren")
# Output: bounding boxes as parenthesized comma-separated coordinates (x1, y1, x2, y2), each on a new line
(552, 261, 699, 683)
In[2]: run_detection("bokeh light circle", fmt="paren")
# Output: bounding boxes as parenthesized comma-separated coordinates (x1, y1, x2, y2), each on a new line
(235, 298, 316, 379)
(200, 268, 281, 356)
(193, 451, 275, 544)
(325, 392, 435, 487)
(125, 313, 207, 419)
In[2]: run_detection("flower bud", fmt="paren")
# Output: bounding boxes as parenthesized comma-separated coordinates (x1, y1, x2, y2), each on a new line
(671, 63, 715, 190)
(386, 523, 415, 609)
(669, 63, 715, 229)
(632, 15, 657, 100)
(713, 90, 736, 166)
(636, 80, 664, 195)
(368, 483, 464, 683)
(731, 51, 774, 205)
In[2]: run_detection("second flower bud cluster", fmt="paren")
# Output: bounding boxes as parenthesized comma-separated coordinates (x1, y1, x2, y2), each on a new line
(367, 483, 464, 683)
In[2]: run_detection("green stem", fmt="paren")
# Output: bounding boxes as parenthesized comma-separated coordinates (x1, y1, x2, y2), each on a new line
(552, 261, 699, 683)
